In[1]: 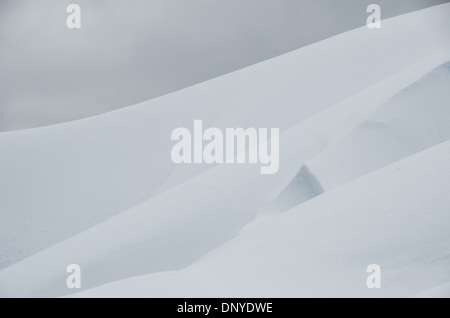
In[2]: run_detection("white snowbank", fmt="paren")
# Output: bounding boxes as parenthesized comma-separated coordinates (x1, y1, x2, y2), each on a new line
(1, 4, 449, 269)
(416, 282, 450, 298)
(309, 61, 450, 192)
(71, 140, 450, 298)
(276, 60, 450, 211)
(0, 4, 449, 297)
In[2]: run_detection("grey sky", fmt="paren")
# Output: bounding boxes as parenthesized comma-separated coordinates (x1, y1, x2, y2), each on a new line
(0, 0, 448, 131)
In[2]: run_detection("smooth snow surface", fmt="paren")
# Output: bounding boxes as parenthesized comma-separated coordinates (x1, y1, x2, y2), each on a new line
(1, 4, 450, 297)
(276, 60, 450, 210)
(416, 282, 450, 298)
(71, 140, 450, 298)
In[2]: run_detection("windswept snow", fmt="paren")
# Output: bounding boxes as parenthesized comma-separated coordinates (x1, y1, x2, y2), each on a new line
(273, 165, 324, 212)
(275, 60, 450, 210)
(416, 282, 450, 298)
(71, 140, 450, 298)
(308, 61, 450, 192)
(0, 4, 450, 298)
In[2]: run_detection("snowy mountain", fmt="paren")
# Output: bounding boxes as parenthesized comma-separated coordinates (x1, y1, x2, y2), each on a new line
(0, 3, 449, 297)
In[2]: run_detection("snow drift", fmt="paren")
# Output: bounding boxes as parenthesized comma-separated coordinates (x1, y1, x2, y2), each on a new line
(275, 60, 450, 211)
(0, 4, 450, 298)
(71, 140, 450, 298)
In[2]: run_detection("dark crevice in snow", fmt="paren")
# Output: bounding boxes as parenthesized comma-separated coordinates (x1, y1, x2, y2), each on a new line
(273, 165, 324, 212)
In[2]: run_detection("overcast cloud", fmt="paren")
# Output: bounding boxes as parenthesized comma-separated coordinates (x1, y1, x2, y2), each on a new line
(0, 0, 448, 131)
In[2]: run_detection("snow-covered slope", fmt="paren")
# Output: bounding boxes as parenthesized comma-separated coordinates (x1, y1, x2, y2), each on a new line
(71, 140, 450, 298)
(310, 61, 450, 190)
(1, 1, 449, 271)
(0, 4, 450, 297)
(275, 60, 450, 211)
(416, 282, 450, 298)
(2, 53, 450, 297)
